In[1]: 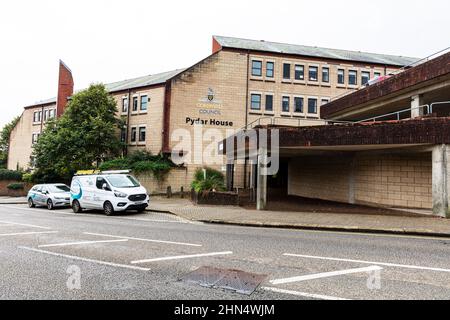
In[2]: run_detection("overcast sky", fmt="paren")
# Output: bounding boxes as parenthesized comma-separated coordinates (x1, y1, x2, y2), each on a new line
(0, 0, 449, 128)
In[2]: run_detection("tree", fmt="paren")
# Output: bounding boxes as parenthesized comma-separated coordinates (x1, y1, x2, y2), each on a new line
(0, 116, 20, 168)
(32, 84, 124, 182)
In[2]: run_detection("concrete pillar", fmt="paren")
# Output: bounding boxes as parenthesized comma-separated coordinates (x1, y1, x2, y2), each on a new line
(226, 163, 235, 192)
(411, 95, 424, 118)
(348, 155, 357, 205)
(256, 148, 268, 211)
(432, 145, 450, 218)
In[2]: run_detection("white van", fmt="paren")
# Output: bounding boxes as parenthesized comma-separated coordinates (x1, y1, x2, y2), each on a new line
(70, 170, 150, 215)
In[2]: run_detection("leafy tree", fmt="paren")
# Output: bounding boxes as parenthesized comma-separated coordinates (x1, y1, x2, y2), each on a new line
(32, 84, 124, 182)
(0, 116, 20, 168)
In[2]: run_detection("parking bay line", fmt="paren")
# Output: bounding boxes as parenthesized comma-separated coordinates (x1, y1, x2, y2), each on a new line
(0, 231, 58, 237)
(284, 253, 450, 273)
(262, 287, 350, 301)
(19, 247, 151, 272)
(0, 220, 51, 230)
(84, 232, 202, 247)
(131, 251, 233, 264)
(270, 266, 383, 285)
(38, 239, 129, 248)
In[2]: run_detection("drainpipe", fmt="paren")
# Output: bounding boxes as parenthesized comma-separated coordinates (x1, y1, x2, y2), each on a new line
(124, 89, 132, 156)
(243, 50, 250, 189)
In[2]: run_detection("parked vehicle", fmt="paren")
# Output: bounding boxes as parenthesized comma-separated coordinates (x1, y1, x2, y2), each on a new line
(70, 170, 150, 216)
(28, 184, 71, 210)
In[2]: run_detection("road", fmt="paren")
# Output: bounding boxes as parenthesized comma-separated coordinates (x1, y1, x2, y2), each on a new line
(0, 203, 450, 300)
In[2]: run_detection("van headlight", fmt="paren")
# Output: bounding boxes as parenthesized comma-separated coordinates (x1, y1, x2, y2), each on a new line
(114, 191, 128, 198)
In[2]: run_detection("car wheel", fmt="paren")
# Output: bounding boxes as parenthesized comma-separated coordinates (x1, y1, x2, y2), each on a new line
(47, 199, 54, 210)
(104, 201, 114, 216)
(28, 198, 35, 208)
(72, 200, 82, 213)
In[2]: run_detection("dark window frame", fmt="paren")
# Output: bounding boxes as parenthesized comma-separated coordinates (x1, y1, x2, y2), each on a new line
(140, 95, 148, 111)
(265, 94, 273, 112)
(283, 63, 291, 80)
(338, 69, 345, 84)
(322, 67, 330, 83)
(250, 94, 262, 110)
(361, 71, 370, 85)
(349, 70, 358, 85)
(138, 127, 146, 142)
(266, 61, 274, 78)
(130, 127, 137, 143)
(309, 66, 319, 82)
(294, 97, 304, 113)
(251, 60, 263, 77)
(132, 97, 138, 112)
(282, 96, 290, 113)
(122, 97, 128, 113)
(294, 64, 304, 80)
(308, 98, 318, 114)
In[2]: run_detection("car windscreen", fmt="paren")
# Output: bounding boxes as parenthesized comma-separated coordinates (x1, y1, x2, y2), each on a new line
(48, 185, 70, 193)
(106, 175, 140, 188)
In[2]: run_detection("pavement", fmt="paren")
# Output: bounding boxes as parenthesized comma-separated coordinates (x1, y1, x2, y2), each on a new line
(1, 203, 450, 300)
(147, 197, 450, 238)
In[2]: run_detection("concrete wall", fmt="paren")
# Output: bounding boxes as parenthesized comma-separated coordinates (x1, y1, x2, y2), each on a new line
(288, 153, 432, 209)
(136, 167, 189, 195)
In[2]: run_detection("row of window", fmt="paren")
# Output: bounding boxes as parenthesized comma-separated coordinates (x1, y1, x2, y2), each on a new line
(33, 109, 56, 123)
(121, 126, 147, 144)
(122, 96, 149, 113)
(250, 93, 329, 115)
(251, 60, 381, 86)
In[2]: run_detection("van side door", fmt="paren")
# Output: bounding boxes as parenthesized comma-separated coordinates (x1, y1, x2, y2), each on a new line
(95, 177, 112, 209)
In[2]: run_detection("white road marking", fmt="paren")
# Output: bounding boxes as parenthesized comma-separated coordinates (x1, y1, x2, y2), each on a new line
(262, 287, 350, 301)
(270, 266, 383, 285)
(38, 239, 129, 248)
(84, 232, 202, 247)
(284, 253, 450, 273)
(19, 247, 150, 272)
(0, 220, 51, 230)
(0, 231, 58, 237)
(131, 251, 233, 264)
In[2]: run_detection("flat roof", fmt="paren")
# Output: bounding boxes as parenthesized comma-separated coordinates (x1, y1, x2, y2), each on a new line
(214, 35, 419, 67)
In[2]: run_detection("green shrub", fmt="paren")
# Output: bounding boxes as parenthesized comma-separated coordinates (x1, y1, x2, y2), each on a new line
(99, 158, 130, 171)
(22, 173, 33, 183)
(191, 167, 225, 194)
(0, 169, 23, 181)
(7, 183, 25, 190)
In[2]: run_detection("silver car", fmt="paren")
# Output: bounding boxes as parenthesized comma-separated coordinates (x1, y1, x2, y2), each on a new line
(27, 184, 71, 210)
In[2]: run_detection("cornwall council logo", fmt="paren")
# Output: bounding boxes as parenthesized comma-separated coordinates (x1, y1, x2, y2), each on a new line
(207, 88, 214, 102)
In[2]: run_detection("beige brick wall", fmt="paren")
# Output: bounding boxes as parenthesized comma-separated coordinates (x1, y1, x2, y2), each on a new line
(288, 153, 432, 209)
(137, 167, 190, 195)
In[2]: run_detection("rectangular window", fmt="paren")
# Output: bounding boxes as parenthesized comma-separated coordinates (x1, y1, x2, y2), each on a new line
(266, 62, 274, 78)
(131, 127, 137, 142)
(250, 94, 261, 110)
(282, 96, 290, 113)
(295, 65, 304, 80)
(283, 63, 291, 79)
(321, 98, 330, 106)
(374, 72, 381, 78)
(308, 98, 318, 114)
(252, 60, 262, 77)
(43, 110, 48, 121)
(33, 112, 39, 123)
(338, 69, 345, 84)
(140, 95, 148, 111)
(48, 110, 55, 119)
(32, 133, 39, 145)
(309, 66, 318, 81)
(322, 67, 330, 83)
(349, 70, 357, 85)
(122, 97, 128, 113)
(361, 71, 370, 85)
(120, 128, 126, 143)
(294, 97, 304, 113)
(265, 94, 273, 112)
(132, 97, 138, 112)
(139, 127, 146, 142)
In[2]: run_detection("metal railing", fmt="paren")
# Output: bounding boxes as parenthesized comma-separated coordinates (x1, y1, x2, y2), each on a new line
(241, 116, 352, 131)
(430, 101, 450, 113)
(356, 104, 430, 123)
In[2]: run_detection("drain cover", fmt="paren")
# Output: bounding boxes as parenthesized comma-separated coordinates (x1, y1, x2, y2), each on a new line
(181, 266, 268, 295)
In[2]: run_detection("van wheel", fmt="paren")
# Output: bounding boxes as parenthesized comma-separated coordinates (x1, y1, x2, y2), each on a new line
(47, 199, 54, 210)
(28, 198, 35, 208)
(104, 202, 114, 216)
(72, 200, 82, 213)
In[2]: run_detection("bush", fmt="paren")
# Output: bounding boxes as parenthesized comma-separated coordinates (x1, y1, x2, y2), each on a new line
(0, 169, 22, 181)
(7, 183, 25, 190)
(98, 158, 130, 171)
(22, 173, 33, 183)
(191, 167, 225, 194)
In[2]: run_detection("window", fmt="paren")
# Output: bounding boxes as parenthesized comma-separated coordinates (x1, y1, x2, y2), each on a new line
(266, 62, 274, 78)
(132, 97, 138, 112)
(322, 67, 330, 83)
(374, 72, 381, 78)
(122, 97, 128, 113)
(338, 69, 345, 84)
(131, 127, 137, 142)
(295, 65, 304, 80)
(265, 94, 273, 112)
(32, 133, 39, 145)
(33, 111, 41, 123)
(283, 63, 291, 79)
(43, 110, 49, 121)
(140, 95, 148, 111)
(321, 98, 330, 106)
(252, 60, 262, 77)
(139, 127, 146, 142)
(361, 71, 370, 85)
(48, 109, 55, 119)
(349, 70, 357, 85)
(250, 94, 261, 110)
(308, 98, 318, 114)
(309, 66, 318, 81)
(120, 128, 126, 143)
(96, 177, 110, 190)
(294, 97, 304, 113)
(282, 96, 290, 113)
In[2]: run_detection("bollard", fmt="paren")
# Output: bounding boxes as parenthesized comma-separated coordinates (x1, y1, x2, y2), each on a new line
(167, 186, 172, 199)
(180, 187, 184, 199)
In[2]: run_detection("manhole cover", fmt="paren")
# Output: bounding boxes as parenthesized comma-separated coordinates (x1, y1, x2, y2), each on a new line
(181, 266, 268, 295)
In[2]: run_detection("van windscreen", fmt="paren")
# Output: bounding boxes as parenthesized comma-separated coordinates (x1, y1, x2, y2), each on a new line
(106, 175, 140, 188)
